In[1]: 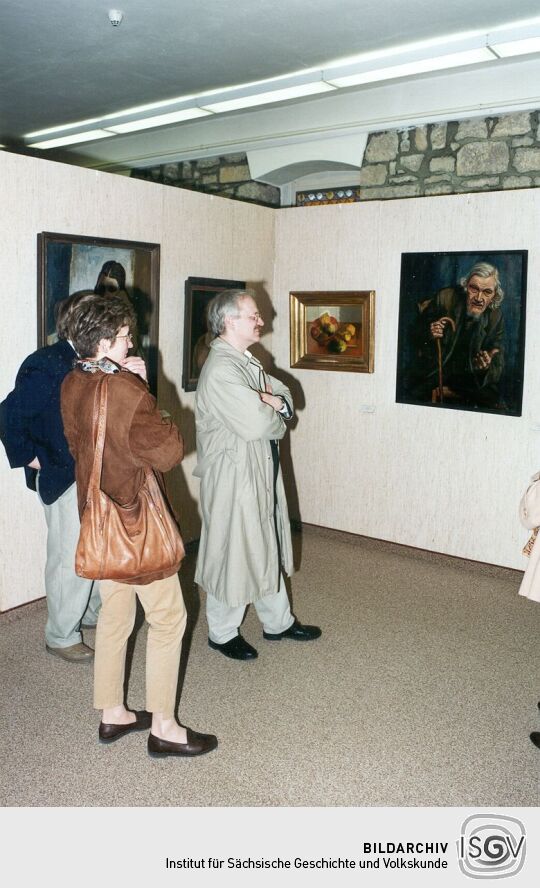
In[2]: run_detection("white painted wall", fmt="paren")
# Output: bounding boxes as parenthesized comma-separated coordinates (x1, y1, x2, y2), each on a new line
(0, 151, 275, 611)
(273, 191, 540, 569)
(1, 152, 537, 613)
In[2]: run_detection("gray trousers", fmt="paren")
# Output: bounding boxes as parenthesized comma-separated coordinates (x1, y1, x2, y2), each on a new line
(205, 437, 295, 644)
(38, 480, 101, 648)
(206, 574, 294, 644)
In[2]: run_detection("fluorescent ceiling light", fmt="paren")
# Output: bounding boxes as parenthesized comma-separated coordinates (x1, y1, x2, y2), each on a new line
(200, 81, 335, 113)
(26, 117, 104, 138)
(28, 130, 115, 149)
(107, 107, 212, 134)
(25, 98, 202, 139)
(325, 47, 495, 88)
(489, 36, 540, 57)
(102, 95, 199, 120)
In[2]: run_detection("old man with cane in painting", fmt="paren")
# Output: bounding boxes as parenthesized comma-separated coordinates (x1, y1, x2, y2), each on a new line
(413, 261, 505, 410)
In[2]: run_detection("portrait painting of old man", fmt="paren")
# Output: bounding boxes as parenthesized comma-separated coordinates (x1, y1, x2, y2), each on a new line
(396, 251, 527, 416)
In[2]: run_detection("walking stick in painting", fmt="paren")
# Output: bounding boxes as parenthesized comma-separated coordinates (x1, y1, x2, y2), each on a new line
(435, 316, 456, 403)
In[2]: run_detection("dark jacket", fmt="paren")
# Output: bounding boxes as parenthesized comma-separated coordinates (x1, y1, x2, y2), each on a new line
(61, 366, 184, 519)
(0, 339, 77, 504)
(414, 286, 505, 408)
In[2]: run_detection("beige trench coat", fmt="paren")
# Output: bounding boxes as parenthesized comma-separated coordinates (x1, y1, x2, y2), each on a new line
(194, 337, 294, 607)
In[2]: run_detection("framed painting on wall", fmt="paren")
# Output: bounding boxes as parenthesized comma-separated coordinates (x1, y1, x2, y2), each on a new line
(182, 276, 245, 391)
(395, 250, 528, 416)
(290, 291, 375, 373)
(37, 232, 160, 393)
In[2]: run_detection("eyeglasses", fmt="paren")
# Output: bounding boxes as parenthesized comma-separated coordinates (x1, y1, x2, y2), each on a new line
(115, 333, 133, 345)
(237, 312, 262, 322)
(467, 283, 494, 298)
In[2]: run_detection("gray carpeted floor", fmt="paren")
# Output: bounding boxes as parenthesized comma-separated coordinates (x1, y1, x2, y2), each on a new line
(1, 526, 539, 807)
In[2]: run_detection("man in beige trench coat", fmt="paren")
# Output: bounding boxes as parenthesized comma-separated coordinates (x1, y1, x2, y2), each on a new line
(194, 289, 321, 660)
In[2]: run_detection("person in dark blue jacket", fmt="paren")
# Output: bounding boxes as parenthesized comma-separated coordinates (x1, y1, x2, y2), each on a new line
(0, 291, 102, 662)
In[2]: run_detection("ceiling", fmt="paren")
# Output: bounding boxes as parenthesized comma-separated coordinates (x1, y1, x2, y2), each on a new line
(2, 0, 540, 173)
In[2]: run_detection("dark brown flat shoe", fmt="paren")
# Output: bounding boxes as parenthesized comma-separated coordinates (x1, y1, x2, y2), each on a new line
(148, 728, 218, 757)
(99, 710, 152, 743)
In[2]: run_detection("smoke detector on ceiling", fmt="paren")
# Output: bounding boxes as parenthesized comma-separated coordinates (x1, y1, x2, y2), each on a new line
(108, 9, 123, 27)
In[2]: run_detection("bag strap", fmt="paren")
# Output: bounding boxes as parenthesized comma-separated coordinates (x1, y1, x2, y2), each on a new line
(85, 371, 153, 496)
(87, 375, 109, 492)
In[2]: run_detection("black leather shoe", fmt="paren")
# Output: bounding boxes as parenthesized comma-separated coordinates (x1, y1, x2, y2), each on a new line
(530, 732, 540, 749)
(148, 728, 218, 757)
(263, 618, 322, 641)
(99, 710, 152, 743)
(208, 634, 258, 660)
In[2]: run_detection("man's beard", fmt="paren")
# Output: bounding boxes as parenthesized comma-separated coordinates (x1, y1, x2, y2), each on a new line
(466, 301, 488, 319)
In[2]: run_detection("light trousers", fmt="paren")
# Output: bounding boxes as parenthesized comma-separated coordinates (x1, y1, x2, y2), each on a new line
(39, 480, 101, 648)
(94, 573, 186, 718)
(207, 573, 294, 644)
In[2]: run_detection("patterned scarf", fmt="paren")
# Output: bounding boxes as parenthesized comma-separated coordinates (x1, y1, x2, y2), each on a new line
(523, 527, 539, 557)
(76, 357, 119, 375)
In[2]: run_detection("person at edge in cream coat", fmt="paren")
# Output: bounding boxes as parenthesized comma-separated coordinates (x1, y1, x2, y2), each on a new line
(518, 505, 540, 751)
(61, 293, 217, 757)
(194, 289, 321, 661)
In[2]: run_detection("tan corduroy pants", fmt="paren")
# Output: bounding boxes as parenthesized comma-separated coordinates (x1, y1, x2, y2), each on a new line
(94, 574, 186, 718)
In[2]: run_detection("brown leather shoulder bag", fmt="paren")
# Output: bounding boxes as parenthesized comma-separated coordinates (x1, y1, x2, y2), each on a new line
(75, 375, 185, 584)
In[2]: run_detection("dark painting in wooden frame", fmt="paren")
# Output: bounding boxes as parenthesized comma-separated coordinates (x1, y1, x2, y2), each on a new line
(182, 276, 245, 391)
(396, 250, 528, 416)
(38, 232, 160, 393)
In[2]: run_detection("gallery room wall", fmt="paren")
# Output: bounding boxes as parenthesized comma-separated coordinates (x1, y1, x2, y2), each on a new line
(0, 151, 275, 612)
(272, 189, 540, 570)
(1, 153, 538, 612)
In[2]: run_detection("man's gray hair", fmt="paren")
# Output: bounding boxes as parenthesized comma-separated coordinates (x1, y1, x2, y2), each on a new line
(460, 262, 504, 308)
(206, 288, 255, 336)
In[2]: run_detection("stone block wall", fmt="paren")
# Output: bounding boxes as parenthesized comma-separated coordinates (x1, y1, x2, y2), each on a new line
(130, 109, 540, 206)
(131, 152, 280, 207)
(359, 110, 540, 201)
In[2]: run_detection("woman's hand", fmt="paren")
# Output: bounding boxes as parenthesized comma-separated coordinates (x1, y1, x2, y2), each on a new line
(120, 356, 148, 381)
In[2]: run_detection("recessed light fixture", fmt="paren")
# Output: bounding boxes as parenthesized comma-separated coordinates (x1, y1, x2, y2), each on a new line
(29, 130, 115, 149)
(324, 47, 496, 88)
(26, 117, 104, 139)
(107, 107, 212, 133)
(489, 35, 540, 57)
(200, 81, 335, 114)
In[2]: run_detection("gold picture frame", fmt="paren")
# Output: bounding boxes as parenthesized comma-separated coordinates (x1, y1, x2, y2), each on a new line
(290, 290, 375, 373)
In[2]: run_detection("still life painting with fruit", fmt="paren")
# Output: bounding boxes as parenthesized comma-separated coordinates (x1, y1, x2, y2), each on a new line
(308, 311, 360, 355)
(290, 290, 375, 373)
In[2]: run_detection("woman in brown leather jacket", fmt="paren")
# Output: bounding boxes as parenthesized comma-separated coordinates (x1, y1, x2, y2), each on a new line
(61, 293, 217, 758)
